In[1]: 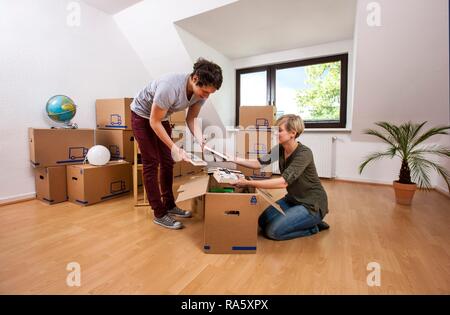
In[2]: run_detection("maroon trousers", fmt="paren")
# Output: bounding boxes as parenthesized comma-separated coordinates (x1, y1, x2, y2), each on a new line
(131, 111, 176, 218)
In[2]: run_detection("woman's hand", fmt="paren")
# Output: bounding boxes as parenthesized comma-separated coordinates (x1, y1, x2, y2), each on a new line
(231, 178, 251, 188)
(224, 153, 235, 162)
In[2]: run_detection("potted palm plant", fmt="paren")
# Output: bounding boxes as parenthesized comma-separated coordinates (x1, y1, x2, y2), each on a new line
(359, 121, 450, 205)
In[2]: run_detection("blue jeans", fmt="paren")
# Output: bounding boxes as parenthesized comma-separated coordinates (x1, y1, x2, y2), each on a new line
(258, 196, 323, 241)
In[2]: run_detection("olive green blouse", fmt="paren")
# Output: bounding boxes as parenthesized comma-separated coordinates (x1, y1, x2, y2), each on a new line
(258, 142, 328, 215)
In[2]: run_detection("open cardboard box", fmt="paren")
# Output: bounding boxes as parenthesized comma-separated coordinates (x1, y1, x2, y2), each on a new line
(175, 174, 283, 254)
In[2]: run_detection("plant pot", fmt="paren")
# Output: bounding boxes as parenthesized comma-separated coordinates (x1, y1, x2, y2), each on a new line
(393, 181, 417, 205)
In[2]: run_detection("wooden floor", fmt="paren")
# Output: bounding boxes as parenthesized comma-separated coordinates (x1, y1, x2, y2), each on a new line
(1, 176, 449, 294)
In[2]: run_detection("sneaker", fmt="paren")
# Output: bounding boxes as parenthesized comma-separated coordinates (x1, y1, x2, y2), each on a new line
(153, 214, 183, 229)
(167, 206, 192, 218)
(317, 221, 330, 231)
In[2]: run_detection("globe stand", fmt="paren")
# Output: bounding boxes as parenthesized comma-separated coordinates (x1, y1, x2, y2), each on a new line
(62, 121, 78, 129)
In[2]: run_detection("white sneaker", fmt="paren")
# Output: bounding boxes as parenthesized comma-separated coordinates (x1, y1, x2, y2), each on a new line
(167, 206, 192, 218)
(153, 214, 183, 229)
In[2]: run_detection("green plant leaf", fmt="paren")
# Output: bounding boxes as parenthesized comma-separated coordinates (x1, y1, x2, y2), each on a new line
(409, 156, 433, 189)
(409, 121, 428, 144)
(363, 128, 397, 148)
(359, 150, 396, 174)
(410, 145, 450, 159)
(408, 156, 450, 191)
(374, 122, 401, 143)
(410, 126, 450, 150)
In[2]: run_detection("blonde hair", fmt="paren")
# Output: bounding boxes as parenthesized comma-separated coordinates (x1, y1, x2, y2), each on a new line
(275, 114, 305, 138)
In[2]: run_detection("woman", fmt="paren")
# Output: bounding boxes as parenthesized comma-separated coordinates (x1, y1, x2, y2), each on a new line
(230, 114, 330, 240)
(131, 58, 223, 230)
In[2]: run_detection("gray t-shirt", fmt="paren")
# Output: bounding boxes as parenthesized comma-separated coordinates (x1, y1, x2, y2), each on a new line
(130, 73, 206, 120)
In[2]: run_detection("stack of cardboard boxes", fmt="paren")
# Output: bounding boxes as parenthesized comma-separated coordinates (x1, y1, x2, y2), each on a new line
(30, 98, 133, 206)
(30, 128, 95, 204)
(65, 97, 136, 206)
(235, 106, 278, 178)
(95, 98, 134, 163)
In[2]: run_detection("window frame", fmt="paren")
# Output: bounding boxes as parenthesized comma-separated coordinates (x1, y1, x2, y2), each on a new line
(235, 53, 348, 129)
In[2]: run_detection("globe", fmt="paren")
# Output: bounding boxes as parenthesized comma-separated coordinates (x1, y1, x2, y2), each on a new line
(46, 95, 77, 128)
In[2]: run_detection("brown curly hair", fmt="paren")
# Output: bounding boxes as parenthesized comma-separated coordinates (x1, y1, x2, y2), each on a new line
(190, 58, 223, 90)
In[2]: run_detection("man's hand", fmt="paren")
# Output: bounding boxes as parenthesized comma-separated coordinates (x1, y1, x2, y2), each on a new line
(178, 148, 191, 162)
(196, 135, 207, 151)
(199, 138, 207, 151)
(171, 145, 191, 162)
(203, 145, 234, 162)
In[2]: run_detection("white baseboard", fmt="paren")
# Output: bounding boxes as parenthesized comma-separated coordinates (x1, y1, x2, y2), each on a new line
(332, 176, 392, 186)
(0, 192, 36, 206)
(332, 177, 449, 196)
(435, 185, 450, 197)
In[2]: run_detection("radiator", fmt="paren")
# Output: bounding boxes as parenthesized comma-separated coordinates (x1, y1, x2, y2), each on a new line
(272, 135, 336, 178)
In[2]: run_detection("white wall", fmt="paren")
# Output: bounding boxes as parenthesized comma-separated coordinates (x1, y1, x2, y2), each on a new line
(113, 0, 237, 127)
(351, 0, 449, 141)
(175, 25, 235, 128)
(351, 0, 449, 192)
(0, 0, 150, 203)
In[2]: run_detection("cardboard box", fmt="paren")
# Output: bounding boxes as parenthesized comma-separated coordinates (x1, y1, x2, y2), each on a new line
(236, 165, 272, 179)
(235, 129, 274, 158)
(173, 161, 182, 177)
(190, 195, 205, 219)
(239, 106, 277, 128)
(95, 129, 134, 162)
(29, 128, 94, 167)
(67, 161, 131, 206)
(176, 175, 283, 254)
(35, 166, 67, 204)
(96, 98, 133, 130)
(234, 129, 275, 178)
(180, 161, 205, 176)
(169, 109, 186, 124)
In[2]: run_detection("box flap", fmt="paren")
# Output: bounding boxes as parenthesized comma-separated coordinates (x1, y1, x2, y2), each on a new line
(176, 175, 209, 203)
(256, 188, 285, 216)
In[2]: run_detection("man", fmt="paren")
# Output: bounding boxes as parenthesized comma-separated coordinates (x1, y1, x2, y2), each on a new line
(131, 58, 223, 229)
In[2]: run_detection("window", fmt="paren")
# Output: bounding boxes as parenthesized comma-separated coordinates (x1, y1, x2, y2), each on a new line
(236, 54, 348, 128)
